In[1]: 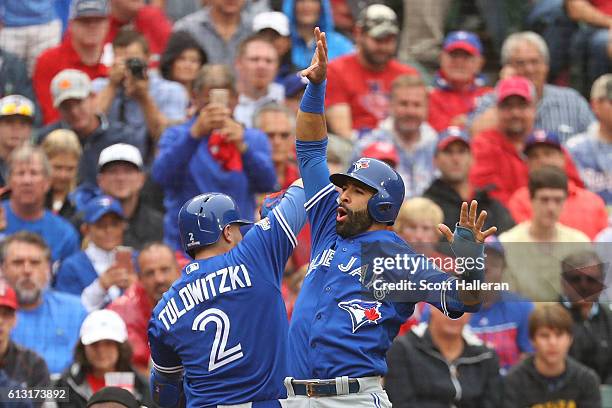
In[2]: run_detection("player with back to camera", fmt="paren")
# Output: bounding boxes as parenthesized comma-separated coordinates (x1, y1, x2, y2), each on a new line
(147, 179, 307, 407)
(282, 27, 498, 407)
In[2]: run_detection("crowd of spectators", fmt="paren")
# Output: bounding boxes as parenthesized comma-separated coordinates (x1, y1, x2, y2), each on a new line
(0, 0, 611, 406)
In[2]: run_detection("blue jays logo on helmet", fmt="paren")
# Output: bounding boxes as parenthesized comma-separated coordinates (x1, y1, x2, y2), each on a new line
(330, 157, 405, 225)
(353, 158, 370, 172)
(338, 299, 382, 333)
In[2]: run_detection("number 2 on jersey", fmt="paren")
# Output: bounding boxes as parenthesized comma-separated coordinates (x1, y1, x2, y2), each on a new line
(192, 308, 244, 371)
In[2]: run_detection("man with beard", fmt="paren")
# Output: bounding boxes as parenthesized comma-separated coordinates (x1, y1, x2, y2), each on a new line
(324, 4, 418, 138)
(282, 28, 496, 408)
(2, 232, 87, 375)
(108, 242, 180, 375)
(469, 76, 537, 207)
(351, 74, 437, 197)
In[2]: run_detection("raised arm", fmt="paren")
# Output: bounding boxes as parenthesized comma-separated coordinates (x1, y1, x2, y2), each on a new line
(296, 27, 329, 142)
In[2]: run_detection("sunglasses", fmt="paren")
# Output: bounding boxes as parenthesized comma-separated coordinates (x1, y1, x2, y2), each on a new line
(562, 273, 603, 286)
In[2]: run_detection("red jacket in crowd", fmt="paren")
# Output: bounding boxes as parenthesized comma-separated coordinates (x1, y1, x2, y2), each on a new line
(508, 181, 607, 240)
(469, 129, 584, 207)
(107, 282, 153, 371)
(33, 34, 109, 124)
(428, 73, 492, 132)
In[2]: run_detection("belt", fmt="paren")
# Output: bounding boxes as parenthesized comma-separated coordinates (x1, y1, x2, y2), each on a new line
(291, 379, 360, 397)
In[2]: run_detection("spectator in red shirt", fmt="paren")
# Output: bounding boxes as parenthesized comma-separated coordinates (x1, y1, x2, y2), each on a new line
(469, 76, 536, 206)
(107, 0, 172, 67)
(428, 31, 492, 132)
(325, 4, 418, 138)
(508, 130, 608, 240)
(33, 0, 111, 125)
(107, 242, 180, 375)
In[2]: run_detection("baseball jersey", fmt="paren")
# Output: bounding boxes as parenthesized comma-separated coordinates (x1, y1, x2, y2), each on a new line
(288, 138, 483, 380)
(148, 187, 306, 407)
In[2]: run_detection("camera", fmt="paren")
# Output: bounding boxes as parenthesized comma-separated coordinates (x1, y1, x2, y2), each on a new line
(125, 58, 147, 80)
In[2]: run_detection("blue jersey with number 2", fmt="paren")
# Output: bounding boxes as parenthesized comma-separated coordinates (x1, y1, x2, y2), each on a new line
(148, 187, 306, 407)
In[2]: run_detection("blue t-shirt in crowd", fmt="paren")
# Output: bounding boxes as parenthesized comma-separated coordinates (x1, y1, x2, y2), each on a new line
(1, 201, 80, 263)
(0, 0, 57, 27)
(11, 290, 87, 375)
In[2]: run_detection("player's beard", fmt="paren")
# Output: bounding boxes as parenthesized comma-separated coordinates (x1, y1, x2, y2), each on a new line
(336, 206, 374, 238)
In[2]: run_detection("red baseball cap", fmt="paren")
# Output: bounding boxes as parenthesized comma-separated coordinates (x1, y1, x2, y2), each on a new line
(0, 280, 18, 311)
(436, 126, 470, 151)
(496, 76, 534, 103)
(362, 141, 400, 167)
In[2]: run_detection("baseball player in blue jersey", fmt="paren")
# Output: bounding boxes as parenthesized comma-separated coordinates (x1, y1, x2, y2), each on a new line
(281, 28, 498, 407)
(148, 182, 307, 408)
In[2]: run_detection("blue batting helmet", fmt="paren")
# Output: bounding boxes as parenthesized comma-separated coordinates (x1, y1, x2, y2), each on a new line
(178, 193, 252, 256)
(330, 157, 405, 225)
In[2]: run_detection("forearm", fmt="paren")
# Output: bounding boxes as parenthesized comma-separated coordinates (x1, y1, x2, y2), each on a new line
(297, 81, 327, 142)
(451, 226, 485, 306)
(567, 0, 612, 27)
(94, 83, 118, 114)
(139, 93, 168, 141)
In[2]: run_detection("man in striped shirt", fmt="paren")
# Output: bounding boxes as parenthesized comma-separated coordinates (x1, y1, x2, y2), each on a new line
(469, 31, 594, 144)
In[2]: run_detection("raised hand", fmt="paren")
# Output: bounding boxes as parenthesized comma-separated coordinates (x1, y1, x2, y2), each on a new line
(300, 27, 328, 84)
(438, 200, 497, 244)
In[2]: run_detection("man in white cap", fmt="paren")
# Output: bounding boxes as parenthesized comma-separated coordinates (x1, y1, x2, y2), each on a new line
(36, 69, 144, 186)
(97, 143, 164, 249)
(0, 95, 35, 186)
(253, 11, 293, 79)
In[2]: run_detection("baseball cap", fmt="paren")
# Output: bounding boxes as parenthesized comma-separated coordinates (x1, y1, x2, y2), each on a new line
(484, 235, 505, 257)
(0, 95, 35, 121)
(282, 73, 308, 98)
(524, 129, 562, 154)
(51, 69, 92, 108)
(0, 280, 18, 311)
(362, 141, 399, 167)
(80, 309, 128, 346)
(98, 143, 144, 171)
(436, 126, 470, 151)
(253, 11, 290, 37)
(443, 31, 482, 56)
(357, 4, 399, 39)
(70, 0, 109, 19)
(83, 195, 125, 224)
(87, 387, 139, 408)
(496, 76, 534, 104)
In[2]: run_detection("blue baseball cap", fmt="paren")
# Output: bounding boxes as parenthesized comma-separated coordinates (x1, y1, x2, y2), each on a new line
(443, 31, 483, 56)
(282, 73, 308, 98)
(83, 195, 125, 224)
(524, 129, 562, 154)
(484, 235, 505, 257)
(436, 126, 470, 152)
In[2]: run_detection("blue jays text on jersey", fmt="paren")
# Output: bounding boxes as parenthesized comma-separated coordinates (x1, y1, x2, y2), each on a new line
(288, 139, 484, 381)
(148, 187, 306, 408)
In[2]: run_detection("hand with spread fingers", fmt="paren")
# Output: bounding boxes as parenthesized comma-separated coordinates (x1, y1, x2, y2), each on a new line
(300, 27, 328, 84)
(438, 200, 497, 244)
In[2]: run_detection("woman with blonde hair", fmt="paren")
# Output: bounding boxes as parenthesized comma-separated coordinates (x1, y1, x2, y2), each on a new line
(41, 129, 82, 219)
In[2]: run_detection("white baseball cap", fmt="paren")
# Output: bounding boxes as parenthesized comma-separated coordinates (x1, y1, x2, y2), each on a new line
(253, 11, 290, 37)
(98, 143, 143, 171)
(80, 310, 128, 346)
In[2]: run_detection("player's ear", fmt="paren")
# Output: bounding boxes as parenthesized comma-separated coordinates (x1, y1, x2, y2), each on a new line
(222, 225, 233, 244)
